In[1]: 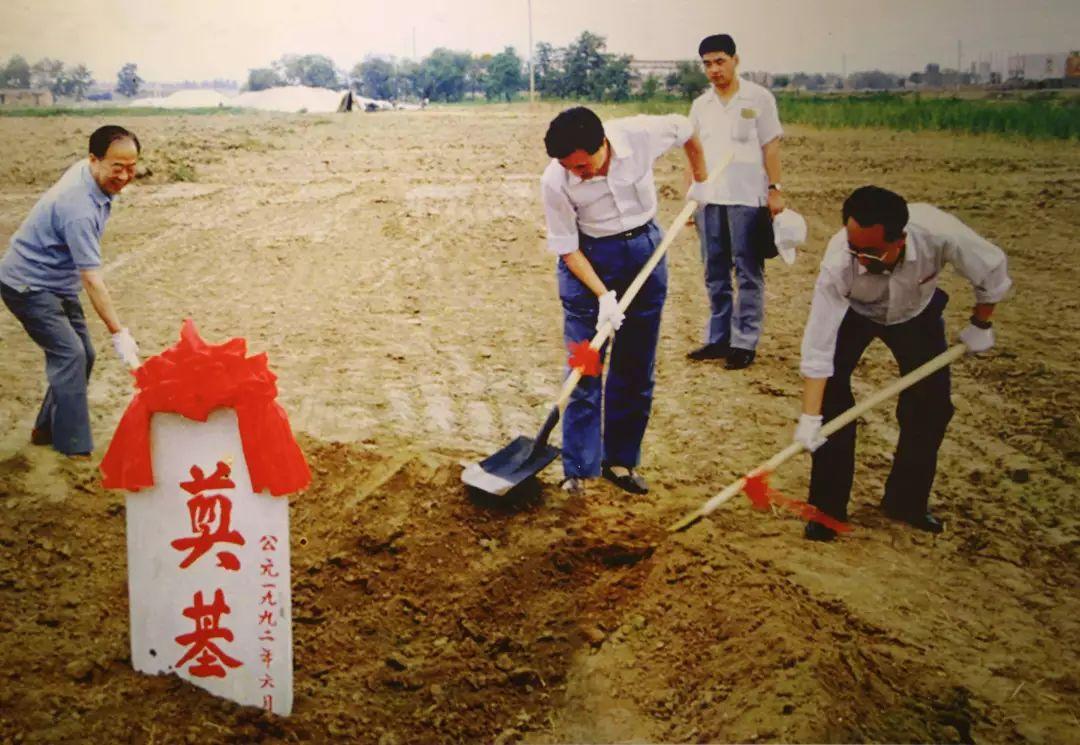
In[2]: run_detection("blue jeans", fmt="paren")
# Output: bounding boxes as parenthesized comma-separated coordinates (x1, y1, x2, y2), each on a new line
(698, 204, 766, 351)
(1, 282, 96, 454)
(810, 289, 954, 520)
(557, 222, 667, 479)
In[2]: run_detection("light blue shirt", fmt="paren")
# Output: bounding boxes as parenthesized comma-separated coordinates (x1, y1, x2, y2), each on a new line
(0, 160, 113, 296)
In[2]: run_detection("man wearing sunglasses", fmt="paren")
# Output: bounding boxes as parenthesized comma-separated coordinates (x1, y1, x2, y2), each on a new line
(794, 186, 1011, 541)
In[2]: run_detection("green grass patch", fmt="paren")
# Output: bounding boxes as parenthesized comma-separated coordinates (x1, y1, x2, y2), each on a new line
(451, 91, 1080, 140)
(775, 92, 1080, 140)
(169, 162, 197, 182)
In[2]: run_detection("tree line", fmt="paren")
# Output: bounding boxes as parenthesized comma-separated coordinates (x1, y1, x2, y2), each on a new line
(3, 33, 994, 108)
(244, 48, 527, 103)
(0, 55, 149, 99)
(246, 31, 712, 103)
(0, 55, 94, 99)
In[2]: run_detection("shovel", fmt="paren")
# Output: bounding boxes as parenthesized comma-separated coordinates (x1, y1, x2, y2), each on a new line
(668, 343, 968, 532)
(463, 153, 733, 497)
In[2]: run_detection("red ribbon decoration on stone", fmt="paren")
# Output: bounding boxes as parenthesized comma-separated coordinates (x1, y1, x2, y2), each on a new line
(100, 319, 311, 497)
(568, 339, 603, 377)
(743, 472, 852, 533)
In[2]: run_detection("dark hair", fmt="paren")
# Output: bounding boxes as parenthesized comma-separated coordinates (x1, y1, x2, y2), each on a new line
(544, 107, 605, 159)
(842, 186, 909, 240)
(88, 125, 141, 158)
(699, 34, 736, 58)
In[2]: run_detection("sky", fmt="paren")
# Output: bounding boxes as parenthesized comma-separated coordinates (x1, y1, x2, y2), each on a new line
(1, 0, 1077, 83)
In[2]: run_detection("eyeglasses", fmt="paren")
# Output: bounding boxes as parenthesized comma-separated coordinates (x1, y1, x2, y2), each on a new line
(847, 244, 889, 263)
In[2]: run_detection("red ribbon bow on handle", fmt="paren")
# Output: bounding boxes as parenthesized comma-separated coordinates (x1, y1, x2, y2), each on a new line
(742, 472, 852, 533)
(567, 339, 603, 377)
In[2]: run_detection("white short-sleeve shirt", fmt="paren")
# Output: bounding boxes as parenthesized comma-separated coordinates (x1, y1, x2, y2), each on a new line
(800, 204, 1013, 378)
(540, 114, 693, 255)
(689, 79, 783, 207)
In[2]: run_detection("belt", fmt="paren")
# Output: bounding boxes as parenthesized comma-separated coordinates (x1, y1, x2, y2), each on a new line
(584, 221, 653, 243)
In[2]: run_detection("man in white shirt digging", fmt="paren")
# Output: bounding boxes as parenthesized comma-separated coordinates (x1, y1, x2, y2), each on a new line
(541, 106, 707, 496)
(795, 185, 1011, 541)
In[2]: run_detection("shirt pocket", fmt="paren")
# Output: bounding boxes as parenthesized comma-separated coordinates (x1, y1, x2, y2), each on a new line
(731, 108, 759, 143)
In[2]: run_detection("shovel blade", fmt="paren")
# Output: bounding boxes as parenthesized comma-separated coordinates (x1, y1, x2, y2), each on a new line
(461, 435, 560, 496)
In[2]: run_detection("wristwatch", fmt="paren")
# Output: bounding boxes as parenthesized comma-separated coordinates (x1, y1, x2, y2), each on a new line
(970, 315, 993, 329)
(768, 183, 782, 191)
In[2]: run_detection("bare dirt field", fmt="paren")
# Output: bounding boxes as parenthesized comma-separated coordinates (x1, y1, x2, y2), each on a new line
(0, 105, 1077, 743)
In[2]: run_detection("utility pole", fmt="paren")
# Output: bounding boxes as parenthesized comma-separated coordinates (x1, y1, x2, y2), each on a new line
(957, 40, 962, 91)
(528, 0, 535, 104)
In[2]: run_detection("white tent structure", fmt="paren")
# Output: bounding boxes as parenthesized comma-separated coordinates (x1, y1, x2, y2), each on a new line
(230, 86, 349, 113)
(341, 92, 396, 112)
(127, 85, 408, 114)
(129, 89, 229, 108)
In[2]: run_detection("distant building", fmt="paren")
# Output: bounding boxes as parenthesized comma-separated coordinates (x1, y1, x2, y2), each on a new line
(0, 88, 53, 107)
(629, 59, 685, 84)
(1068, 52, 1080, 85)
(744, 71, 773, 86)
(1007, 52, 1069, 81)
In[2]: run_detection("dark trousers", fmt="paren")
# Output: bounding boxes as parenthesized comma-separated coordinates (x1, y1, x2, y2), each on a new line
(1, 282, 96, 454)
(557, 222, 667, 479)
(809, 289, 954, 520)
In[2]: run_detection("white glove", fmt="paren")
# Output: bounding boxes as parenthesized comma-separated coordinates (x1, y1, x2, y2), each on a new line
(794, 413, 827, 452)
(597, 290, 625, 331)
(111, 328, 140, 369)
(958, 322, 994, 355)
(687, 180, 709, 204)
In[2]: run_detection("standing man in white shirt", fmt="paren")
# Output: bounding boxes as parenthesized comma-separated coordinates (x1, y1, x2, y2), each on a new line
(794, 186, 1011, 541)
(686, 33, 785, 370)
(541, 107, 707, 496)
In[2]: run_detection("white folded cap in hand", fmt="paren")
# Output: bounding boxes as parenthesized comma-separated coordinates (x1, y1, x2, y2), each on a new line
(773, 209, 808, 265)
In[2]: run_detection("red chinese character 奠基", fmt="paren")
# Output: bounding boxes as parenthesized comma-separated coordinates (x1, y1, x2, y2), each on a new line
(171, 462, 245, 569)
(174, 589, 243, 678)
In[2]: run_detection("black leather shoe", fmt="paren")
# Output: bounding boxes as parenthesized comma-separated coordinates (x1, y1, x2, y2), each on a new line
(884, 508, 944, 534)
(725, 348, 756, 370)
(686, 342, 730, 361)
(31, 428, 52, 446)
(804, 521, 837, 542)
(601, 464, 649, 495)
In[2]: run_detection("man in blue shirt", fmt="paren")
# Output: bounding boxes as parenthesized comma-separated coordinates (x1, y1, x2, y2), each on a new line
(1, 125, 142, 456)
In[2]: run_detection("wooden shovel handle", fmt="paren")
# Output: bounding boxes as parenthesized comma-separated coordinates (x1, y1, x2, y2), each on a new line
(552, 152, 735, 414)
(668, 343, 968, 532)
